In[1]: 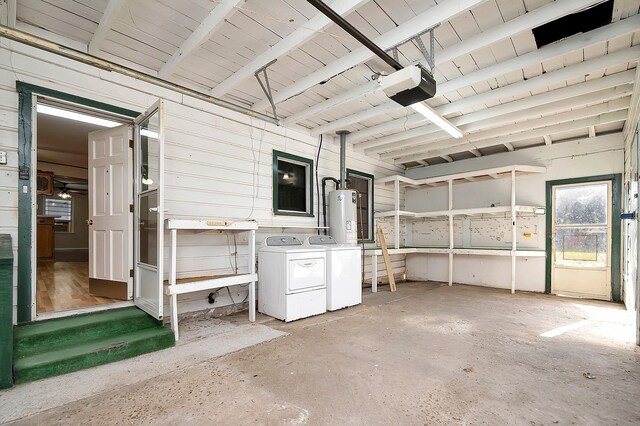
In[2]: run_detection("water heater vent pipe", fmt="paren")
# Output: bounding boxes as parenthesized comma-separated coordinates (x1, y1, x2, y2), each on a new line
(337, 130, 349, 188)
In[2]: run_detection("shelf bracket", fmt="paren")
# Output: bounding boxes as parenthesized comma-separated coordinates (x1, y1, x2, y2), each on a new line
(254, 59, 278, 121)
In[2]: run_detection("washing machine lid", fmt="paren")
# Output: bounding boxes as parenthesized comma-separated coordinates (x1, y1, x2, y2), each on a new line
(304, 235, 361, 251)
(261, 235, 325, 253)
(306, 235, 337, 245)
(264, 235, 302, 246)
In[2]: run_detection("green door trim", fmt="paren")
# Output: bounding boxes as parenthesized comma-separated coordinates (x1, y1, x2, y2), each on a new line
(545, 173, 622, 301)
(16, 82, 139, 323)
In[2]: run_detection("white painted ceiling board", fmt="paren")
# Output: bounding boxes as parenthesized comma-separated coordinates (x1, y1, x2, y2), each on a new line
(12, 0, 640, 167)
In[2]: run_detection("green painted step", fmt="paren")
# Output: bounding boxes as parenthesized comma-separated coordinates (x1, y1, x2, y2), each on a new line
(14, 326, 174, 384)
(14, 307, 161, 359)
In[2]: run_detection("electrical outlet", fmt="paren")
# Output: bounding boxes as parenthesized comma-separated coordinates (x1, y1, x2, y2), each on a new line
(0, 151, 6, 165)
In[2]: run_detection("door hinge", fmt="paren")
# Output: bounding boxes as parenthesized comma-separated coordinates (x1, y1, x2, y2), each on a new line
(129, 204, 134, 213)
(129, 139, 134, 149)
(130, 269, 134, 278)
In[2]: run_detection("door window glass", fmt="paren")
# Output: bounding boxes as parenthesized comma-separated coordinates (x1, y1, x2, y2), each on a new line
(554, 227, 608, 268)
(139, 191, 158, 266)
(139, 111, 160, 192)
(555, 183, 608, 225)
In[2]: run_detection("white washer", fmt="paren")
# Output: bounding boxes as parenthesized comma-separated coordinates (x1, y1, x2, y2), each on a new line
(304, 235, 362, 311)
(258, 236, 327, 322)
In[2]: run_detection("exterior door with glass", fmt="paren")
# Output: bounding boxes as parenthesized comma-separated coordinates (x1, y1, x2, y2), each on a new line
(551, 181, 612, 300)
(134, 100, 165, 319)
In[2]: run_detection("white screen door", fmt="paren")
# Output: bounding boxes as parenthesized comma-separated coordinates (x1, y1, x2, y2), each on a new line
(551, 181, 612, 300)
(134, 100, 165, 319)
(88, 125, 133, 300)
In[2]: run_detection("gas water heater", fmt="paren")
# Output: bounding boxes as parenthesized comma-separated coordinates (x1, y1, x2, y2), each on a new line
(329, 189, 358, 245)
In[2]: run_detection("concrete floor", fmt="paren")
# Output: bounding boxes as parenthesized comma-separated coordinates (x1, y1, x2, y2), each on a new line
(4, 282, 640, 425)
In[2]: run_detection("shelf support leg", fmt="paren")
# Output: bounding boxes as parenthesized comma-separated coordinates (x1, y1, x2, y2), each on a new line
(249, 229, 256, 322)
(371, 254, 378, 293)
(448, 180, 453, 286)
(394, 178, 400, 249)
(170, 294, 179, 341)
(511, 170, 516, 294)
(169, 229, 179, 340)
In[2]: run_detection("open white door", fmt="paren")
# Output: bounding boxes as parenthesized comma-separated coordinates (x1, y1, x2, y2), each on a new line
(88, 125, 133, 300)
(134, 100, 165, 319)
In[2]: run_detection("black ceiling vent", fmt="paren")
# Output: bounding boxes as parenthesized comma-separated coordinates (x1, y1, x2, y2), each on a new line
(532, 0, 614, 48)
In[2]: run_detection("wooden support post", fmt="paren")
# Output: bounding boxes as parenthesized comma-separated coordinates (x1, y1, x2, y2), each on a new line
(394, 178, 400, 249)
(511, 169, 516, 294)
(169, 229, 179, 340)
(371, 253, 378, 293)
(448, 179, 454, 286)
(377, 228, 396, 292)
(248, 229, 256, 322)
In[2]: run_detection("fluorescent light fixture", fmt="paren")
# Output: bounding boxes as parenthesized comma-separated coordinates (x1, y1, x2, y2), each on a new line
(37, 104, 121, 128)
(140, 129, 159, 139)
(410, 102, 463, 139)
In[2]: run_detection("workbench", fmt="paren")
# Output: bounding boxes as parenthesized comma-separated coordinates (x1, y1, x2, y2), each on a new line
(165, 219, 258, 340)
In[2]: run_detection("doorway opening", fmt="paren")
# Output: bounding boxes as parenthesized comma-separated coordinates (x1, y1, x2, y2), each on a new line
(546, 174, 622, 301)
(34, 97, 134, 317)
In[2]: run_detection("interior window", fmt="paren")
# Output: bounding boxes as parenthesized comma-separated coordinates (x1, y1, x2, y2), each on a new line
(273, 150, 313, 216)
(347, 170, 374, 241)
(44, 198, 73, 232)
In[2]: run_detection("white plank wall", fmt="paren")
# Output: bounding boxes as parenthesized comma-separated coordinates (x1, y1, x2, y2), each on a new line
(0, 39, 403, 321)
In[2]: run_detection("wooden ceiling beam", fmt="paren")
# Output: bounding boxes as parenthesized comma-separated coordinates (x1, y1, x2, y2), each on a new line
(283, 81, 378, 126)
(159, 0, 244, 79)
(359, 69, 636, 152)
(311, 102, 399, 136)
(391, 107, 629, 164)
(343, 22, 640, 143)
(252, 0, 488, 111)
(378, 89, 631, 160)
(88, 0, 127, 55)
(211, 0, 370, 97)
(376, 89, 632, 159)
(284, 0, 620, 126)
(0, 0, 16, 27)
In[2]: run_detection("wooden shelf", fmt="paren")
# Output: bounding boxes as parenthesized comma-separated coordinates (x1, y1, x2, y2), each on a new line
(377, 205, 545, 219)
(376, 164, 546, 188)
(364, 247, 545, 257)
(374, 210, 417, 218)
(165, 273, 258, 295)
(371, 165, 547, 294)
(166, 219, 258, 231)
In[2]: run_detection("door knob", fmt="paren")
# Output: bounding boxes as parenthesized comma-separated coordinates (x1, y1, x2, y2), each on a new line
(86, 219, 93, 225)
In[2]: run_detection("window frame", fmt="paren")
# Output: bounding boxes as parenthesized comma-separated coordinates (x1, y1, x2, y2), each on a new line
(347, 168, 374, 242)
(272, 150, 314, 217)
(44, 196, 74, 233)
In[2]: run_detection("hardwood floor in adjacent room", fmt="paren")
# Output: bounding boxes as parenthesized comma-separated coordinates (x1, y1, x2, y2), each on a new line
(36, 261, 120, 313)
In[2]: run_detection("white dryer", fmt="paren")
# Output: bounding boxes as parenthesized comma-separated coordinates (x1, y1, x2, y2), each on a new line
(258, 236, 327, 322)
(304, 235, 362, 311)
